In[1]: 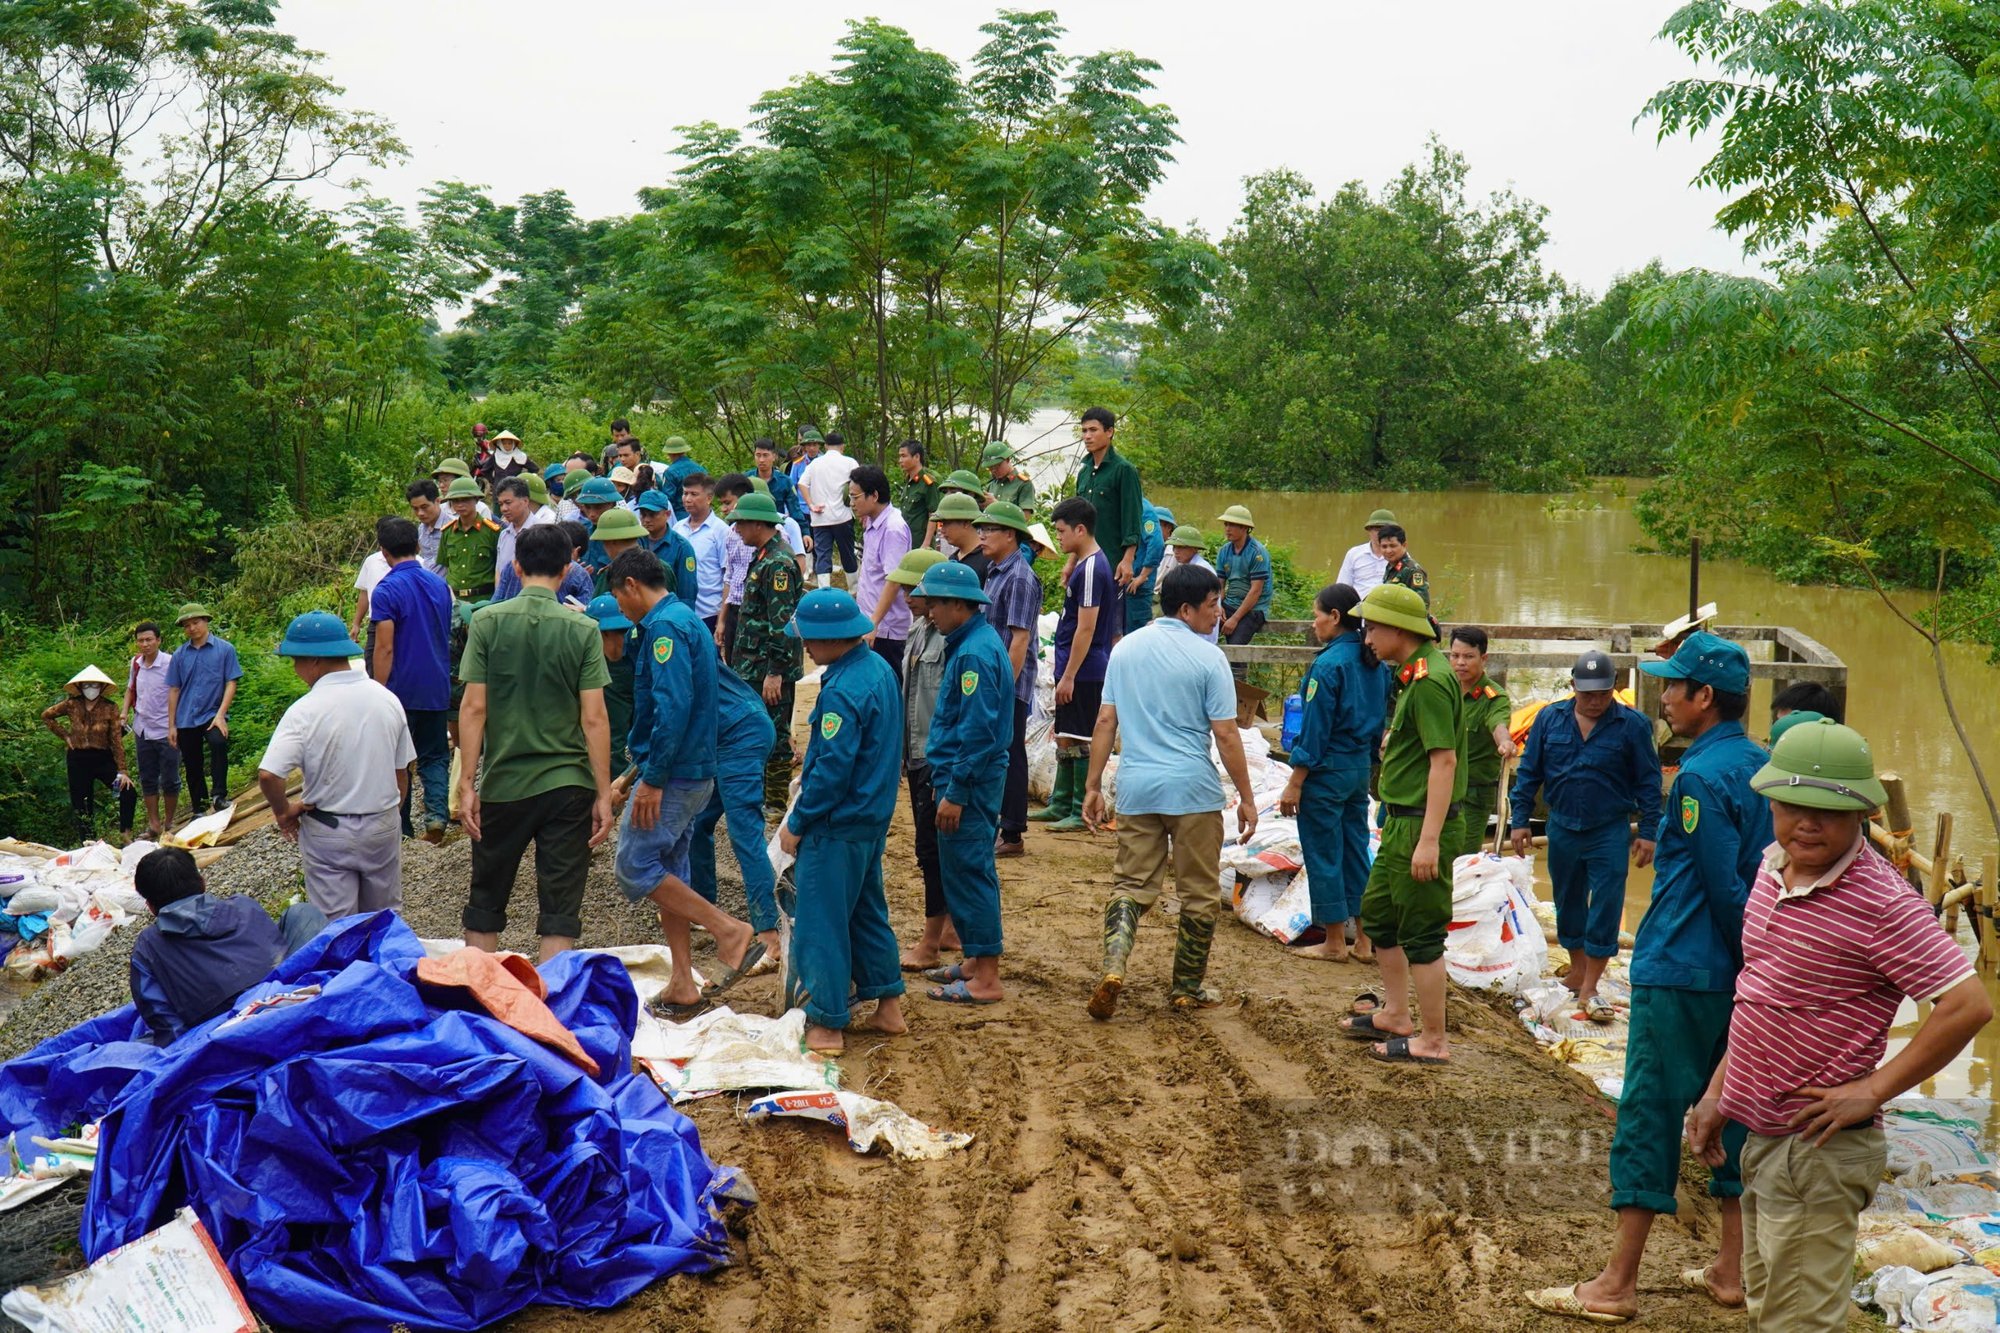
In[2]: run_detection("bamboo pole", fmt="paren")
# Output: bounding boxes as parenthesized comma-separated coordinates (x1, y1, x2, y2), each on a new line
(1881, 773, 1920, 890)
(1947, 854, 1970, 933)
(1929, 813, 1955, 908)
(1984, 855, 1999, 973)
(1869, 820, 1935, 879)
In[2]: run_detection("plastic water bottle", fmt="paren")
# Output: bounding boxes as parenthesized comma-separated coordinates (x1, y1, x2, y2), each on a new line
(1281, 692, 1304, 751)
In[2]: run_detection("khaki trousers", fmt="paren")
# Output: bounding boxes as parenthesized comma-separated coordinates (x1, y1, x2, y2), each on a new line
(1111, 811, 1224, 920)
(1742, 1127, 1887, 1332)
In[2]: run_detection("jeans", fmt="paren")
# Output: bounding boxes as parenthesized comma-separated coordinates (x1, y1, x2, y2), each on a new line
(692, 762, 778, 933)
(135, 735, 181, 795)
(812, 521, 858, 575)
(400, 708, 451, 835)
(176, 723, 230, 810)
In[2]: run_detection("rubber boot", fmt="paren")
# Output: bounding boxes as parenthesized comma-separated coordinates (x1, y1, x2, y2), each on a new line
(1047, 751, 1090, 832)
(1168, 912, 1223, 1011)
(1028, 757, 1074, 822)
(1087, 896, 1143, 1021)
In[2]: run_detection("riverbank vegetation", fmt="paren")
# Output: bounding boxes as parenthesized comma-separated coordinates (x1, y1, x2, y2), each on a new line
(7, 1, 2000, 842)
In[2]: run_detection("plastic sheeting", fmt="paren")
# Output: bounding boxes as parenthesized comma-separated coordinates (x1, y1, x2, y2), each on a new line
(0, 913, 743, 1332)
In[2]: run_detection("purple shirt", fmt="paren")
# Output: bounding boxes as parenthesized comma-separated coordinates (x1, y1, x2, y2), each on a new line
(859, 506, 912, 641)
(983, 548, 1043, 704)
(127, 649, 174, 741)
(369, 559, 455, 711)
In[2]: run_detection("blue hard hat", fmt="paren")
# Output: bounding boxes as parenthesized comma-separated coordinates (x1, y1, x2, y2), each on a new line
(1640, 629, 1750, 695)
(633, 489, 673, 514)
(576, 477, 622, 506)
(785, 588, 877, 640)
(276, 610, 362, 659)
(585, 594, 633, 631)
(914, 559, 992, 606)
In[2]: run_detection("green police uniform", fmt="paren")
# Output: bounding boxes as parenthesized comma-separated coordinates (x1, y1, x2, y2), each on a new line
(896, 469, 942, 541)
(438, 514, 501, 600)
(988, 474, 1036, 515)
(734, 534, 805, 787)
(1456, 673, 1511, 860)
(1383, 556, 1430, 606)
(1358, 641, 1466, 965)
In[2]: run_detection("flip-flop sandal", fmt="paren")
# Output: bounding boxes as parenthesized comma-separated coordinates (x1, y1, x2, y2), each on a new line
(1348, 991, 1382, 1016)
(646, 995, 709, 1020)
(926, 979, 1000, 1005)
(921, 961, 972, 984)
(699, 940, 769, 1002)
(1522, 1285, 1630, 1324)
(1338, 1012, 1406, 1040)
(1676, 1267, 1743, 1308)
(1585, 997, 1616, 1025)
(1368, 1036, 1449, 1066)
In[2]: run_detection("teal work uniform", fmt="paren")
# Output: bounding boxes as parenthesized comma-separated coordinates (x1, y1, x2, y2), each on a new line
(645, 528, 702, 608)
(1607, 718, 1768, 1216)
(925, 615, 1015, 957)
(661, 456, 706, 520)
(1125, 502, 1165, 633)
(1288, 632, 1390, 928)
(1356, 643, 1465, 964)
(690, 668, 779, 933)
(784, 642, 905, 1030)
(1215, 536, 1274, 617)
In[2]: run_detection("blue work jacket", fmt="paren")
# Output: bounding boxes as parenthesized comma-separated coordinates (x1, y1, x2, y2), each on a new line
(629, 594, 717, 785)
(1287, 633, 1388, 773)
(925, 616, 1015, 807)
(1509, 698, 1661, 833)
(787, 642, 903, 840)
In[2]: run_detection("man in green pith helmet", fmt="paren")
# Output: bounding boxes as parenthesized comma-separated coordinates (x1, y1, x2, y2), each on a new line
(1336, 583, 1465, 1066)
(982, 441, 1036, 516)
(938, 468, 987, 508)
(659, 435, 704, 521)
(437, 476, 501, 602)
(726, 490, 805, 805)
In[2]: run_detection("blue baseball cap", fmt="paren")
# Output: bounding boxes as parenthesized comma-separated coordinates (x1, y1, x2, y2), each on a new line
(913, 559, 992, 605)
(1640, 629, 1750, 695)
(1152, 506, 1176, 527)
(633, 489, 673, 514)
(276, 610, 361, 659)
(585, 594, 633, 631)
(785, 588, 876, 640)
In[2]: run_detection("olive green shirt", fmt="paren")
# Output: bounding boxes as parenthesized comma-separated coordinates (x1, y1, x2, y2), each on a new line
(1378, 642, 1466, 808)
(1459, 673, 1511, 791)
(896, 469, 941, 540)
(460, 586, 611, 803)
(438, 515, 501, 599)
(988, 474, 1036, 515)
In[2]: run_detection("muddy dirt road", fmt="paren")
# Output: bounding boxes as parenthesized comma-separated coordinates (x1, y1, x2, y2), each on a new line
(496, 804, 1761, 1333)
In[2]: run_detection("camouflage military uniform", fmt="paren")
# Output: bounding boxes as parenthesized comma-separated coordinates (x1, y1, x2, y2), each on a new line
(438, 514, 501, 600)
(1383, 556, 1430, 606)
(735, 533, 806, 797)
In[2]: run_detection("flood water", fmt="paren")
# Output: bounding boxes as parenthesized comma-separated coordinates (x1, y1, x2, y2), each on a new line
(1148, 481, 2000, 1116)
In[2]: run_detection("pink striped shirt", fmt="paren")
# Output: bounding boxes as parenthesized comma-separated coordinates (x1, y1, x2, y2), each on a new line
(1720, 837, 1974, 1136)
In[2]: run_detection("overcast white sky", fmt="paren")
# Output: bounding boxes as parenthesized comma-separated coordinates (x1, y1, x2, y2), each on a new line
(284, 0, 1755, 294)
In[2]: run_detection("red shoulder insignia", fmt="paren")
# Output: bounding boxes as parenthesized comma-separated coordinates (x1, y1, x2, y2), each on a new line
(1399, 657, 1429, 685)
(1482, 685, 1497, 699)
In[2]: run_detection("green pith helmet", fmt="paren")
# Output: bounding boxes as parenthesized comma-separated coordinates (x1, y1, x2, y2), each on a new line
(591, 507, 646, 542)
(1365, 508, 1397, 528)
(1768, 710, 1827, 746)
(726, 492, 783, 525)
(1169, 525, 1206, 551)
(981, 441, 1015, 467)
(798, 426, 824, 444)
(888, 548, 949, 587)
(1214, 504, 1256, 529)
(933, 492, 983, 523)
(1751, 719, 1888, 812)
(175, 602, 213, 625)
(445, 476, 484, 501)
(664, 435, 691, 455)
(563, 467, 591, 493)
(523, 471, 549, 505)
(939, 469, 985, 496)
(1357, 583, 1435, 639)
(974, 500, 1031, 536)
(433, 457, 472, 480)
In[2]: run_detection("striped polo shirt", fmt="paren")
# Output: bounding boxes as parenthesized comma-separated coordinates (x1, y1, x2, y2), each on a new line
(1720, 836, 1974, 1136)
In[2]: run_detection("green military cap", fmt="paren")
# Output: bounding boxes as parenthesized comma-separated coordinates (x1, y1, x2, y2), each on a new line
(1752, 719, 1887, 812)
(749, 476, 771, 496)
(939, 469, 985, 497)
(175, 602, 213, 625)
(1215, 504, 1256, 529)
(563, 467, 591, 493)
(433, 457, 472, 479)
(591, 507, 646, 542)
(980, 442, 1015, 467)
(664, 435, 691, 455)
(523, 471, 549, 505)
(974, 500, 1031, 536)
(1365, 508, 1398, 528)
(933, 492, 984, 523)
(726, 492, 783, 525)
(1357, 584, 1435, 639)
(887, 548, 949, 587)
(1169, 525, 1206, 550)
(445, 476, 484, 501)
(798, 426, 824, 444)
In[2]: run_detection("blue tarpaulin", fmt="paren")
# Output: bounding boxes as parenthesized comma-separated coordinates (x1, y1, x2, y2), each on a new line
(0, 913, 742, 1331)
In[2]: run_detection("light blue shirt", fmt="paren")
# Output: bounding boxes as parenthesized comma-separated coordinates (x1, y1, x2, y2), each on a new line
(1100, 617, 1236, 816)
(672, 512, 731, 617)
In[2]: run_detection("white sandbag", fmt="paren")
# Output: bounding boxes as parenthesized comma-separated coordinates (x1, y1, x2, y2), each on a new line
(2, 1206, 255, 1333)
(116, 840, 159, 877)
(90, 884, 148, 919)
(744, 1088, 973, 1161)
(1444, 853, 1547, 995)
(1856, 1223, 1964, 1276)
(0, 886, 60, 917)
(1863, 1263, 2000, 1331)
(1252, 871, 1314, 944)
(1026, 711, 1056, 802)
